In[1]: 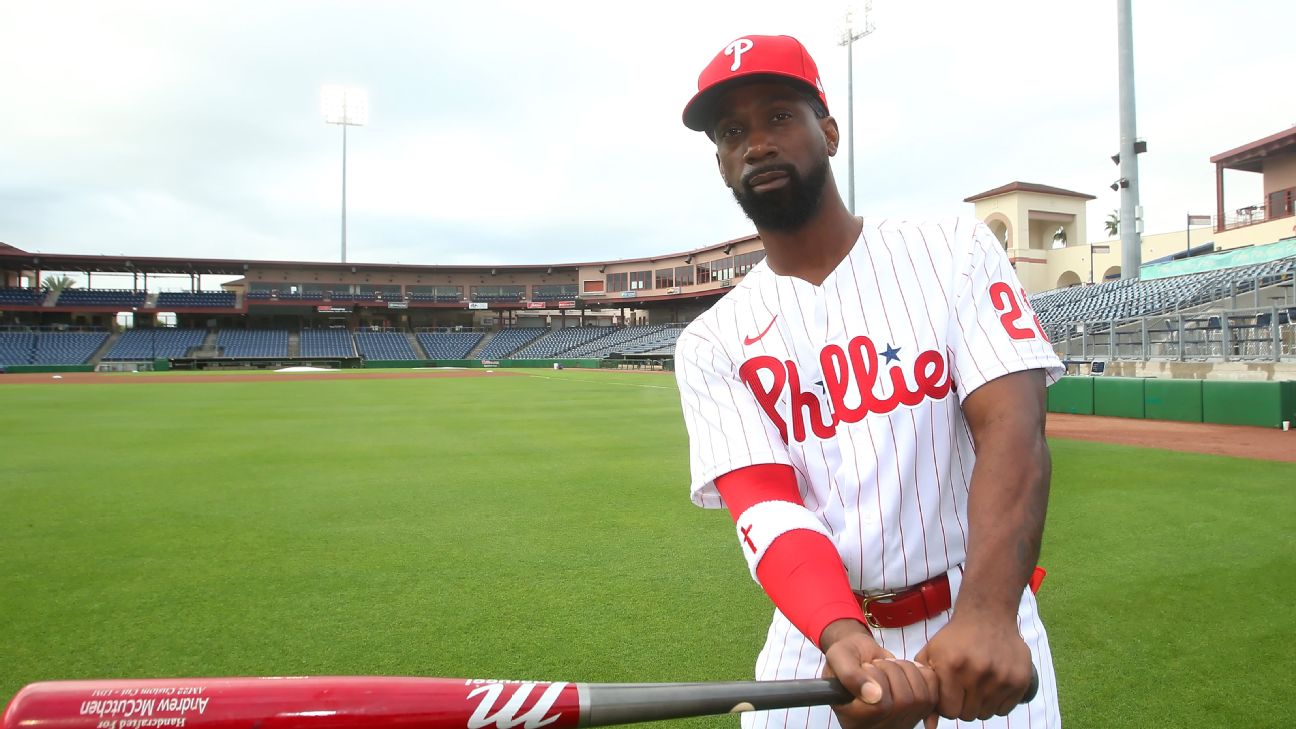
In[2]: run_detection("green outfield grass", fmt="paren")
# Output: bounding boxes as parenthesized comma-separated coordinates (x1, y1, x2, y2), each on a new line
(1, 370, 1291, 727)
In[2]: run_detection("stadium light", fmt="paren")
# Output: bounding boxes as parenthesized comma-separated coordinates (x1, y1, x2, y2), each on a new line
(838, 1, 875, 215)
(322, 85, 368, 263)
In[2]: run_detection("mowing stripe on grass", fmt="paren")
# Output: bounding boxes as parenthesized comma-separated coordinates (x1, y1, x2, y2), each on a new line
(1, 375, 1291, 727)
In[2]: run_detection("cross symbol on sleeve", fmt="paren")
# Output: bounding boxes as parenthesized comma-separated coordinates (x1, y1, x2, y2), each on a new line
(740, 524, 756, 553)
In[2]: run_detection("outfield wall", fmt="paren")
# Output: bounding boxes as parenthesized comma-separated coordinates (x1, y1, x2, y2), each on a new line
(0, 364, 95, 374)
(363, 358, 603, 369)
(1048, 376, 1296, 428)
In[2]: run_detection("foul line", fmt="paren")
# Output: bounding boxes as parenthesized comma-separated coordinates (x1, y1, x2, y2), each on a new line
(526, 373, 672, 390)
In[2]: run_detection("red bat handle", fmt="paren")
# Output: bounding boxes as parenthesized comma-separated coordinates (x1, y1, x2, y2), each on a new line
(1, 677, 583, 729)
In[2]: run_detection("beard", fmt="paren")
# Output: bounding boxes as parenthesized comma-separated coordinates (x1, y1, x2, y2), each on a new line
(730, 157, 830, 232)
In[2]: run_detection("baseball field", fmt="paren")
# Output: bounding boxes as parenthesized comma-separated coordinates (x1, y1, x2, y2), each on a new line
(1, 369, 1292, 727)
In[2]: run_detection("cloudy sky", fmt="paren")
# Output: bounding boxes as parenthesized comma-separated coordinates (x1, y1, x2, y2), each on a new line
(1, 0, 1291, 277)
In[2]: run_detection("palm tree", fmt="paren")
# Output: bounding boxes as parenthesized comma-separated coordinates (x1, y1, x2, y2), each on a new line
(1105, 210, 1120, 237)
(1051, 227, 1067, 248)
(42, 275, 77, 292)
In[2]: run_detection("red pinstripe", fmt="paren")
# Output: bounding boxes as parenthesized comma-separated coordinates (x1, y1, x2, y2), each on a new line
(855, 230, 919, 586)
(845, 248, 890, 589)
(676, 221, 1062, 729)
(880, 226, 950, 572)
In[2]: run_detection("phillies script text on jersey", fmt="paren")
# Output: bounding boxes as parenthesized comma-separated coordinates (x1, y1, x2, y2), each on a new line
(738, 334, 952, 444)
(464, 681, 571, 729)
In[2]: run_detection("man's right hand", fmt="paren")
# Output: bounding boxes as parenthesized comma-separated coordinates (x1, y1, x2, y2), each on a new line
(819, 619, 941, 729)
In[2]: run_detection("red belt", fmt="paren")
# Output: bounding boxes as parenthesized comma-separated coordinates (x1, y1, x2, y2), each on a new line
(855, 567, 1047, 630)
(855, 574, 951, 630)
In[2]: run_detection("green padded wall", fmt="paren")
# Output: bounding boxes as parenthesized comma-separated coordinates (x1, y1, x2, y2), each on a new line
(1047, 376, 1094, 415)
(1201, 381, 1285, 428)
(1093, 377, 1146, 419)
(1144, 379, 1203, 422)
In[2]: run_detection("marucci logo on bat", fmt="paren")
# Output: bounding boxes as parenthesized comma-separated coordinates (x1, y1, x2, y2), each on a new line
(465, 682, 568, 729)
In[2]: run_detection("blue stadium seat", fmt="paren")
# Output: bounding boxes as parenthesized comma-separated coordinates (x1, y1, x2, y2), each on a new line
(300, 329, 356, 357)
(1031, 254, 1296, 326)
(353, 331, 418, 360)
(475, 328, 547, 359)
(104, 329, 207, 360)
(216, 330, 289, 357)
(512, 326, 616, 358)
(0, 288, 46, 306)
(55, 289, 146, 307)
(155, 291, 236, 308)
(29, 331, 108, 364)
(0, 332, 36, 366)
(416, 331, 484, 359)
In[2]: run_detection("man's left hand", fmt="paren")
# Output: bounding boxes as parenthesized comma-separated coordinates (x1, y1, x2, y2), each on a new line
(914, 611, 1033, 721)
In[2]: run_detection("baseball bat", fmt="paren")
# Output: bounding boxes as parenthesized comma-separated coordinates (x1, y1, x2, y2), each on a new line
(2, 671, 1039, 729)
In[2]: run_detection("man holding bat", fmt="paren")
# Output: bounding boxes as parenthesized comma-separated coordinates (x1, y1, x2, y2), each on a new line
(674, 35, 1063, 728)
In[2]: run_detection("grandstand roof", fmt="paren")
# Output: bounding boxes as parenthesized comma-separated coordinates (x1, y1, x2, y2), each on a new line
(963, 181, 1096, 203)
(1210, 126, 1296, 173)
(0, 247, 581, 277)
(0, 233, 762, 277)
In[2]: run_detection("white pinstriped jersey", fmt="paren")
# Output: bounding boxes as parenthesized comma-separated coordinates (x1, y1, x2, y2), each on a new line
(675, 217, 1064, 593)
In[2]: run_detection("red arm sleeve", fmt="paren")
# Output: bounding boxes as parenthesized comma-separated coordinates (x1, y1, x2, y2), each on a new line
(715, 464, 867, 647)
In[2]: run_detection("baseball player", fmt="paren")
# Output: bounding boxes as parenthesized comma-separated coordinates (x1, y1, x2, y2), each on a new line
(674, 36, 1064, 729)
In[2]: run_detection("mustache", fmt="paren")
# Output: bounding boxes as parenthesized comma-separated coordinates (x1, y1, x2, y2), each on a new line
(741, 163, 798, 190)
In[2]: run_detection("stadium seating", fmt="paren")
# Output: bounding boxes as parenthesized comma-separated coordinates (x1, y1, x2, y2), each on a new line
(354, 331, 418, 360)
(0, 332, 36, 366)
(471, 293, 526, 303)
(530, 290, 579, 301)
(0, 330, 109, 365)
(268, 292, 325, 301)
(155, 291, 236, 308)
(300, 329, 356, 357)
(328, 291, 381, 302)
(416, 331, 485, 359)
(216, 329, 288, 357)
(55, 289, 146, 307)
(103, 329, 207, 360)
(511, 326, 616, 358)
(408, 293, 464, 303)
(565, 325, 669, 358)
(1031, 256, 1296, 328)
(0, 288, 45, 306)
(594, 324, 685, 356)
(475, 328, 547, 359)
(30, 331, 108, 364)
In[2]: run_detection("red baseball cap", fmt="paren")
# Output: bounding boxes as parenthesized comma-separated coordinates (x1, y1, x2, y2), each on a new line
(682, 35, 829, 132)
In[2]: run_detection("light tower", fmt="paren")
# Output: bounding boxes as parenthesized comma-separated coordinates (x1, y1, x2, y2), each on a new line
(838, 1, 876, 215)
(1115, 0, 1142, 279)
(322, 85, 369, 263)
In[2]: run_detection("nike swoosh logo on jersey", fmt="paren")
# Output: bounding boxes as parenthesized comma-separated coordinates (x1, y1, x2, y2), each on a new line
(743, 315, 778, 346)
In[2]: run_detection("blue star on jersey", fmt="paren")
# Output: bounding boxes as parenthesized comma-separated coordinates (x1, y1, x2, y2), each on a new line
(881, 343, 901, 363)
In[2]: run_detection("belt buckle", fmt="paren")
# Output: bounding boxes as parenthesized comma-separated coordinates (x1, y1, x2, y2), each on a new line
(860, 591, 897, 630)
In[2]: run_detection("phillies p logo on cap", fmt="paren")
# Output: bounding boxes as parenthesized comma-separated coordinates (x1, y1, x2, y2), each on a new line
(682, 35, 829, 132)
(725, 38, 754, 70)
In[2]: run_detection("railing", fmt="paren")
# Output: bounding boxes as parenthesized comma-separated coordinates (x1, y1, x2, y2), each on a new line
(0, 324, 109, 333)
(1220, 194, 1295, 231)
(1050, 305, 1296, 362)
